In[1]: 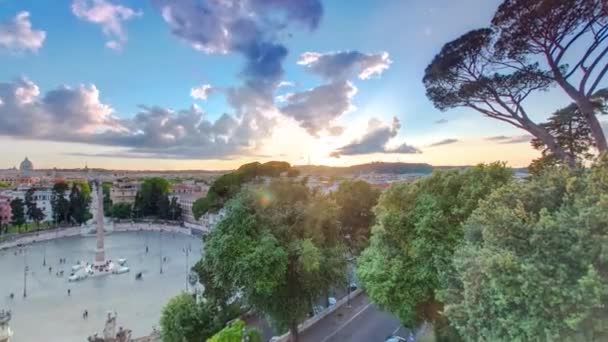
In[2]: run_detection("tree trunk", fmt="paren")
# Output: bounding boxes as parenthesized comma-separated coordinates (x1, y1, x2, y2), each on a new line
(545, 57, 608, 153)
(526, 121, 575, 167)
(575, 98, 608, 153)
(290, 321, 299, 342)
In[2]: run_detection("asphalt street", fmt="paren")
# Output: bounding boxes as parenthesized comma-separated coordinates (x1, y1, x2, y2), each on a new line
(300, 294, 409, 342)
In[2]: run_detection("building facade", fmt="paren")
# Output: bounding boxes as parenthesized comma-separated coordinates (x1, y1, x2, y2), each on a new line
(4, 186, 54, 223)
(0, 194, 12, 226)
(110, 179, 139, 204)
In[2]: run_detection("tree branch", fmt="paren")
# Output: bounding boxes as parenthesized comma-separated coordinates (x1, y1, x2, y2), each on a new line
(587, 62, 608, 96)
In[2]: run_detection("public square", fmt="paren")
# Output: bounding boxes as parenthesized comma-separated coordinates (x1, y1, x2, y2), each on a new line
(0, 231, 201, 342)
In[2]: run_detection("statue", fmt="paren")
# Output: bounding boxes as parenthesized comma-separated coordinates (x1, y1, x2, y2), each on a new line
(115, 327, 132, 342)
(103, 312, 117, 341)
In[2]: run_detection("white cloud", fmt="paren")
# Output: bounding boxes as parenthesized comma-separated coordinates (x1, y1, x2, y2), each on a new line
(298, 51, 392, 81)
(72, 0, 141, 50)
(0, 77, 118, 138)
(0, 12, 46, 53)
(190, 84, 213, 101)
(0, 77, 274, 159)
(331, 117, 421, 157)
(280, 81, 356, 136)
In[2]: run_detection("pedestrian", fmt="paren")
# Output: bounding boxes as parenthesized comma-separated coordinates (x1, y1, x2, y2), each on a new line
(67, 289, 71, 296)
(49, 266, 52, 273)
(145, 246, 148, 253)
(9, 293, 14, 299)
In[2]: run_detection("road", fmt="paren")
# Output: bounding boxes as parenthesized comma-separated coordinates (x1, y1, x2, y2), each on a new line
(300, 294, 410, 342)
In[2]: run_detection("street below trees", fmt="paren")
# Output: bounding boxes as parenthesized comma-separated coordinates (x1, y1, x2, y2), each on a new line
(299, 294, 409, 342)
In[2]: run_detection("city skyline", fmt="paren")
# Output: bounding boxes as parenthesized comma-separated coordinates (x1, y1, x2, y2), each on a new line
(0, 0, 605, 170)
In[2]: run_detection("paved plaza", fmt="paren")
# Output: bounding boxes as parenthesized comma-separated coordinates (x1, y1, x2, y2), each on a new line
(0, 231, 202, 342)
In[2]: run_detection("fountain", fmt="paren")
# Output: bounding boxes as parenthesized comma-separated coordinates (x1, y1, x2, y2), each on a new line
(69, 180, 129, 282)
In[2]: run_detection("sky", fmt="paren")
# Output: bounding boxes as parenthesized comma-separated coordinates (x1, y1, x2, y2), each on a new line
(0, 0, 605, 170)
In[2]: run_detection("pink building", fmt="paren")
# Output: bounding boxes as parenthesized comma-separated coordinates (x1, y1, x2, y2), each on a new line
(0, 194, 12, 226)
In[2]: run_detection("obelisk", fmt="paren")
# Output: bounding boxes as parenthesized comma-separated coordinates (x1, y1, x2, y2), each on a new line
(94, 180, 105, 266)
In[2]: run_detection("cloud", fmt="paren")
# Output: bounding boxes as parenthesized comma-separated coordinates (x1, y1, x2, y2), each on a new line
(280, 81, 356, 136)
(155, 0, 324, 146)
(0, 77, 272, 159)
(331, 117, 421, 157)
(72, 0, 141, 50)
(0, 77, 117, 138)
(156, 0, 321, 89)
(428, 138, 459, 147)
(190, 84, 213, 101)
(435, 118, 449, 124)
(0, 12, 46, 53)
(298, 51, 391, 81)
(486, 135, 533, 144)
(278, 81, 295, 88)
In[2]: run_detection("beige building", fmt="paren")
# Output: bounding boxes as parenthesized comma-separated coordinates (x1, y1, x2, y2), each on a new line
(110, 179, 139, 204)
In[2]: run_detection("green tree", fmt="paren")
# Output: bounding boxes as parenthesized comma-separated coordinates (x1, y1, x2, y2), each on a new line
(530, 89, 607, 174)
(0, 181, 10, 188)
(137, 177, 170, 217)
(357, 164, 512, 338)
(193, 161, 295, 219)
(199, 180, 347, 341)
(132, 191, 144, 218)
(69, 184, 90, 225)
(160, 293, 223, 342)
(169, 196, 182, 221)
(10, 198, 26, 228)
(51, 182, 70, 224)
(333, 180, 380, 255)
(423, 28, 569, 164)
(207, 320, 261, 342)
(442, 158, 608, 341)
(157, 194, 170, 220)
(102, 182, 113, 217)
(110, 203, 132, 219)
(491, 0, 608, 153)
(25, 188, 44, 228)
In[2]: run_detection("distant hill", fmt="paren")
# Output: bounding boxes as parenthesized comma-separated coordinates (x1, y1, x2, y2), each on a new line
(296, 162, 528, 177)
(295, 162, 434, 176)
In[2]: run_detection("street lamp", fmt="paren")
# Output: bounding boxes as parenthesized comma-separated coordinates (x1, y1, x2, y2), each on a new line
(159, 229, 163, 274)
(23, 247, 28, 298)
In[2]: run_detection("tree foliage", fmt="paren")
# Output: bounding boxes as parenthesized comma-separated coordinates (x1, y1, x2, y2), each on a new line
(25, 188, 45, 227)
(69, 183, 91, 225)
(51, 182, 70, 224)
(423, 28, 568, 162)
(110, 203, 132, 219)
(492, 0, 608, 152)
(530, 88, 608, 174)
(357, 164, 513, 332)
(442, 158, 608, 341)
(424, 0, 608, 162)
(133, 177, 171, 217)
(10, 198, 25, 227)
(102, 182, 113, 217)
(206, 320, 261, 342)
(198, 180, 347, 341)
(160, 293, 226, 342)
(169, 196, 183, 221)
(193, 161, 294, 219)
(333, 180, 380, 255)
